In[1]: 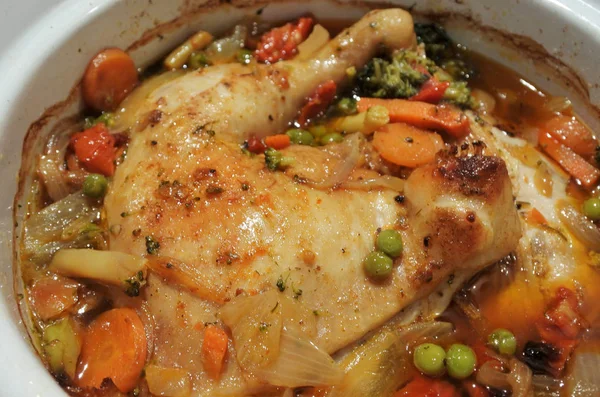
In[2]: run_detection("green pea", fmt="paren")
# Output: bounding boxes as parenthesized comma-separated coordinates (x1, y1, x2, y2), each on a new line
(583, 198, 600, 221)
(413, 343, 446, 376)
(320, 133, 344, 145)
(377, 229, 403, 258)
(336, 97, 358, 115)
(188, 51, 211, 69)
(83, 174, 108, 198)
(487, 328, 517, 356)
(363, 251, 393, 279)
(445, 344, 477, 379)
(286, 129, 314, 145)
(308, 125, 328, 139)
(236, 49, 254, 65)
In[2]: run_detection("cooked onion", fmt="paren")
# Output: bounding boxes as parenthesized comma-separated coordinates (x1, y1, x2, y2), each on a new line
(307, 133, 362, 190)
(532, 374, 563, 393)
(24, 192, 102, 265)
(38, 132, 73, 202)
(205, 25, 247, 64)
(49, 249, 147, 288)
(477, 359, 533, 397)
(342, 175, 405, 192)
(297, 24, 329, 60)
(566, 351, 600, 396)
(397, 321, 454, 346)
(508, 358, 533, 397)
(331, 329, 412, 396)
(145, 365, 192, 397)
(476, 361, 511, 390)
(219, 290, 340, 387)
(544, 96, 572, 114)
(557, 201, 600, 251)
(255, 326, 343, 387)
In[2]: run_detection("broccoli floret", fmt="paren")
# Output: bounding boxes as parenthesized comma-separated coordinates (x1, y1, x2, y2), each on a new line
(353, 50, 430, 99)
(414, 23, 454, 63)
(264, 148, 294, 171)
(415, 23, 475, 81)
(84, 112, 115, 129)
(443, 81, 475, 109)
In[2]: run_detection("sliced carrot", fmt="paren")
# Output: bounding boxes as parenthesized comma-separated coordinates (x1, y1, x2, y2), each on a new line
(77, 308, 147, 393)
(265, 134, 291, 150)
(82, 48, 139, 111)
(298, 80, 337, 126)
(202, 325, 228, 380)
(70, 123, 117, 176)
(29, 276, 79, 321)
(372, 123, 445, 168)
(540, 115, 597, 158)
(358, 98, 470, 139)
(538, 130, 600, 189)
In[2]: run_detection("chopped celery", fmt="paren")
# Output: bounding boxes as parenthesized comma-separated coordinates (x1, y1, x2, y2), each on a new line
(42, 317, 81, 378)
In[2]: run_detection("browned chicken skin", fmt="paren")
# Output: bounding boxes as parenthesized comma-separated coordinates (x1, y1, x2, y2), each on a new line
(102, 9, 521, 394)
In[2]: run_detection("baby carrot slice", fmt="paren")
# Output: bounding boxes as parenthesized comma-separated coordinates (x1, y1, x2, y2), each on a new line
(265, 134, 291, 150)
(82, 48, 139, 111)
(202, 325, 228, 380)
(358, 98, 470, 139)
(373, 123, 445, 168)
(538, 130, 600, 189)
(539, 115, 597, 158)
(76, 308, 147, 392)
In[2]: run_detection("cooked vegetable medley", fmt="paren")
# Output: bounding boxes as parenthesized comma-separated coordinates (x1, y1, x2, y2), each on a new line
(16, 7, 600, 397)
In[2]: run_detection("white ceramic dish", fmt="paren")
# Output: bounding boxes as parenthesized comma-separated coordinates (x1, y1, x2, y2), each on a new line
(2, 0, 600, 395)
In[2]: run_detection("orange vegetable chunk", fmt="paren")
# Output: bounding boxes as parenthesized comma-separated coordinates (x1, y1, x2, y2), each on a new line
(77, 308, 147, 393)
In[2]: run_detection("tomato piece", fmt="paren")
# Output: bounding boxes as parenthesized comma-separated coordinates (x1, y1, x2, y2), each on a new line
(70, 123, 117, 176)
(255, 17, 314, 63)
(410, 79, 450, 103)
(246, 135, 267, 154)
(298, 80, 337, 126)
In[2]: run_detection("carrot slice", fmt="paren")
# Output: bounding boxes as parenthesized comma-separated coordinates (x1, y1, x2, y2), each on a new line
(70, 123, 117, 176)
(77, 308, 147, 392)
(265, 134, 291, 150)
(540, 115, 597, 158)
(358, 98, 470, 138)
(29, 276, 79, 321)
(538, 130, 600, 189)
(373, 123, 445, 168)
(202, 325, 228, 380)
(82, 48, 139, 111)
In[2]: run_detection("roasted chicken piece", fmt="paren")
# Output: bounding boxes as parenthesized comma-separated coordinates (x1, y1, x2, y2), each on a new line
(103, 9, 521, 393)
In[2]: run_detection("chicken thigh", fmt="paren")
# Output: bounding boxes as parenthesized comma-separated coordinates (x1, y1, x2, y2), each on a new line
(104, 8, 521, 384)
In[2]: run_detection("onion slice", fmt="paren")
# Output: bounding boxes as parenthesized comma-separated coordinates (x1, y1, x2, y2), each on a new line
(306, 133, 362, 190)
(557, 201, 600, 251)
(341, 175, 405, 192)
